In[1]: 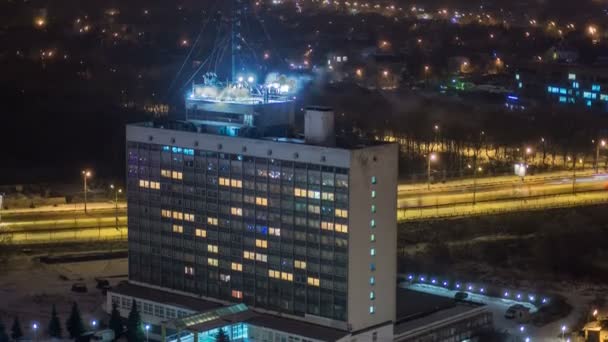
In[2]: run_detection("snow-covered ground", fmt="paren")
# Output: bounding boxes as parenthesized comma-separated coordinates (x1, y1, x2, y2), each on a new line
(0, 253, 127, 340)
(401, 282, 608, 341)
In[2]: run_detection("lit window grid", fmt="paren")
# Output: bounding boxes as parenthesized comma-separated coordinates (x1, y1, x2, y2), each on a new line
(127, 142, 351, 321)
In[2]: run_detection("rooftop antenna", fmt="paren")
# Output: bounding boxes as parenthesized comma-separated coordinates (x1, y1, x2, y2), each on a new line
(231, 0, 243, 82)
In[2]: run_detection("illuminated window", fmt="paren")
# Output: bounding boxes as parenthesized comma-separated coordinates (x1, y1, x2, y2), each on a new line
(370, 219, 376, 228)
(307, 277, 320, 287)
(207, 217, 218, 225)
(568, 73, 576, 80)
(139, 179, 149, 188)
(220, 274, 231, 282)
(184, 266, 194, 275)
(231, 290, 243, 299)
(370, 263, 376, 271)
(184, 213, 195, 222)
(321, 192, 334, 201)
(172, 212, 183, 220)
(195, 228, 206, 238)
(371, 204, 376, 213)
(371, 176, 377, 184)
(370, 234, 376, 242)
(172, 171, 183, 180)
(150, 181, 160, 190)
(268, 269, 280, 279)
(161, 169, 171, 178)
(256, 197, 268, 206)
(370, 248, 376, 256)
(370, 291, 375, 300)
(335, 224, 348, 233)
(281, 272, 293, 281)
(243, 251, 255, 260)
(207, 244, 218, 253)
(369, 305, 375, 314)
(269, 227, 281, 236)
(371, 190, 377, 198)
(255, 239, 268, 248)
(231, 262, 243, 271)
(307, 190, 320, 200)
(161, 209, 172, 218)
(219, 177, 230, 186)
(321, 221, 334, 231)
(294, 188, 307, 197)
(294, 260, 307, 269)
(370, 276, 375, 285)
(255, 253, 267, 262)
(335, 209, 348, 218)
(230, 179, 242, 188)
(172, 225, 183, 233)
(231, 207, 243, 216)
(207, 258, 218, 267)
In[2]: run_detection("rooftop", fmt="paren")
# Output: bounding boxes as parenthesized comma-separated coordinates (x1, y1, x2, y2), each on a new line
(111, 282, 223, 313)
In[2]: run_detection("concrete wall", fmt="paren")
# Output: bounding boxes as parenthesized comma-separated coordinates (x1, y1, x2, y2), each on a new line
(347, 143, 398, 332)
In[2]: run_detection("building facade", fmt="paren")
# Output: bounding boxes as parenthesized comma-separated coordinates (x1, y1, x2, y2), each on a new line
(125, 116, 398, 333)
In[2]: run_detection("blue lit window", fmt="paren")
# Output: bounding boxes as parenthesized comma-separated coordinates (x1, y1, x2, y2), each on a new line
(371, 190, 376, 198)
(370, 291, 375, 300)
(547, 86, 552, 93)
(515, 74, 520, 80)
(183, 148, 195, 156)
(573, 82, 579, 89)
(172, 147, 183, 153)
(162, 146, 170, 151)
(370, 234, 376, 242)
(600, 94, 608, 101)
(568, 73, 576, 80)
(559, 88, 567, 95)
(559, 96, 567, 103)
(518, 82, 523, 89)
(371, 176, 377, 184)
(371, 205, 376, 213)
(369, 306, 375, 314)
(370, 276, 375, 285)
(587, 100, 592, 107)
(370, 219, 376, 228)
(593, 84, 601, 92)
(370, 263, 376, 271)
(584, 92, 593, 99)
(370, 248, 376, 256)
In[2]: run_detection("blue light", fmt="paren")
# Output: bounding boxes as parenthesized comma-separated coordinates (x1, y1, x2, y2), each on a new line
(468, 285, 473, 291)
(162, 146, 170, 151)
(542, 298, 548, 304)
(431, 279, 436, 284)
(442, 281, 448, 286)
(593, 84, 601, 92)
(419, 277, 425, 282)
(517, 294, 522, 299)
(504, 291, 509, 297)
(407, 275, 413, 280)
(587, 100, 592, 107)
(529, 295, 535, 301)
(455, 283, 461, 289)
(508, 95, 519, 101)
(480, 288, 485, 293)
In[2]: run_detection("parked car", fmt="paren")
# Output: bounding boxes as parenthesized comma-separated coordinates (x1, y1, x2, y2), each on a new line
(505, 304, 531, 323)
(454, 292, 469, 301)
(71, 283, 88, 293)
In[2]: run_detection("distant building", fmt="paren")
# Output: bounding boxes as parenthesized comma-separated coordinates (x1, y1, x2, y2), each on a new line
(512, 63, 608, 112)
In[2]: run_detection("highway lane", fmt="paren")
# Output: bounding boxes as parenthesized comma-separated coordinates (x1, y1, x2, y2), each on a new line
(399, 174, 608, 208)
(1, 208, 126, 222)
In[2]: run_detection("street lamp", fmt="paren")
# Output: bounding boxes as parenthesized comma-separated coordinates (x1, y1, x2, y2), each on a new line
(145, 324, 150, 342)
(82, 170, 92, 213)
(561, 325, 567, 340)
(91, 320, 97, 329)
(427, 153, 437, 190)
(595, 139, 606, 173)
(110, 185, 123, 233)
(32, 323, 38, 342)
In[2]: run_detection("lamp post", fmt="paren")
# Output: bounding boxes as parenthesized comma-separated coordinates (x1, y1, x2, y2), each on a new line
(82, 170, 92, 213)
(32, 323, 38, 342)
(110, 185, 123, 233)
(595, 139, 606, 173)
(561, 325, 566, 340)
(427, 153, 437, 190)
(145, 324, 150, 342)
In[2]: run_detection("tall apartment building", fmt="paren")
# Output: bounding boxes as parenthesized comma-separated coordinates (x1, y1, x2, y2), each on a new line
(124, 85, 398, 338)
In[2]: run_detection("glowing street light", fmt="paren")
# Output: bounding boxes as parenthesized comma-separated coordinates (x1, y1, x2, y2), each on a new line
(561, 325, 567, 340)
(82, 170, 92, 213)
(34, 17, 46, 28)
(356, 68, 363, 77)
(91, 320, 97, 328)
(427, 153, 437, 190)
(32, 323, 38, 341)
(382, 70, 389, 78)
(145, 324, 150, 342)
